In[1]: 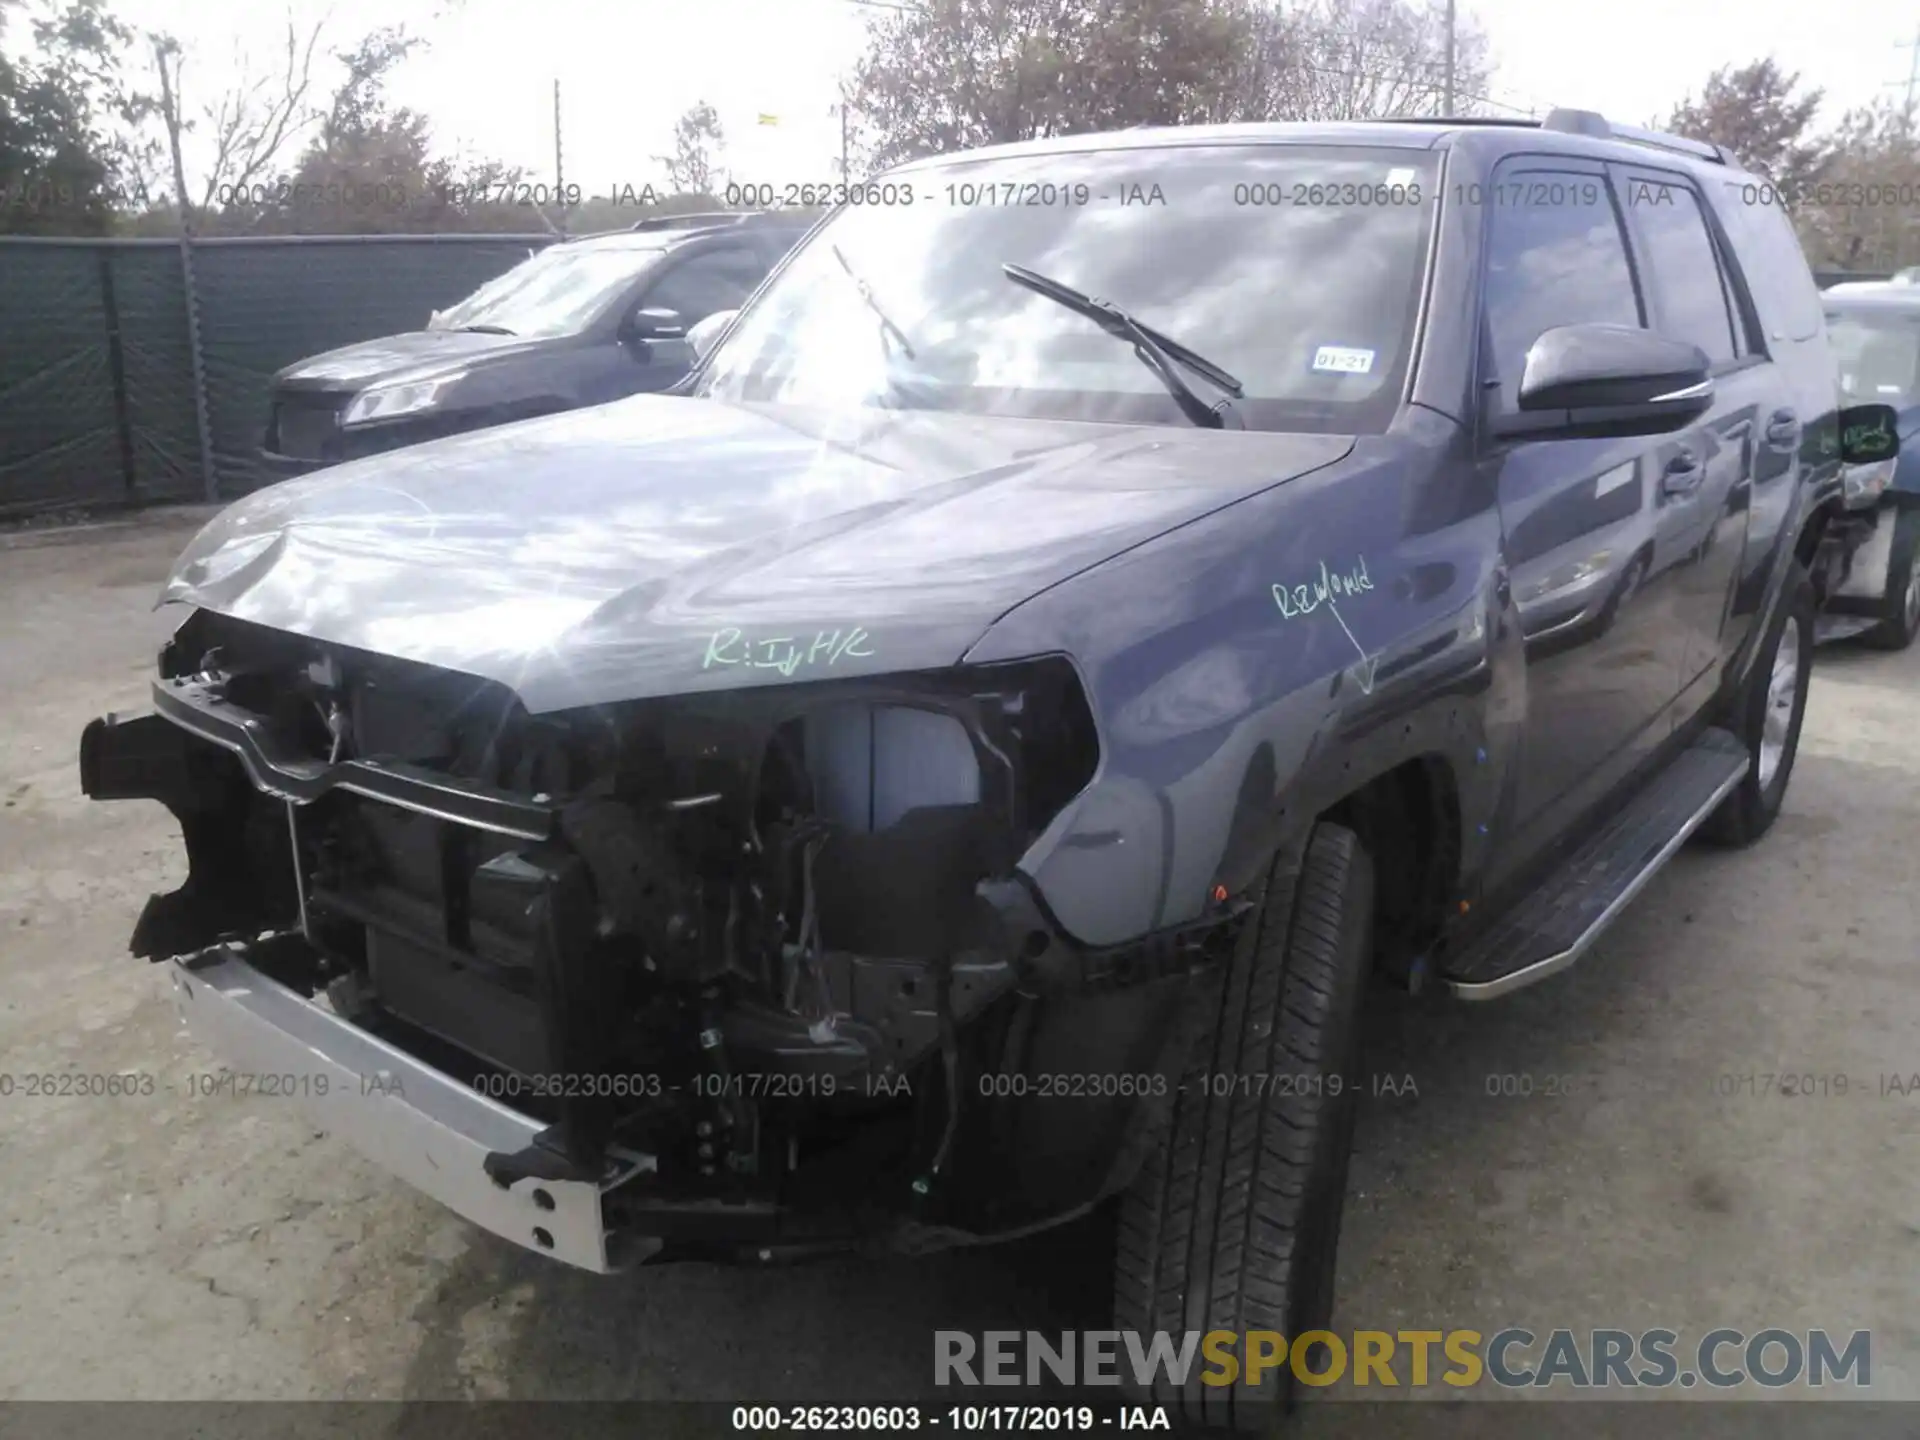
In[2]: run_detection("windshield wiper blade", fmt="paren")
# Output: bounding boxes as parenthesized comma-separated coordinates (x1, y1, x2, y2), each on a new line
(831, 244, 916, 360)
(1001, 262, 1244, 429)
(452, 324, 515, 335)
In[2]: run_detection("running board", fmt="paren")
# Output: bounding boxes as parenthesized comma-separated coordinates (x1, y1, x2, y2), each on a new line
(1441, 727, 1750, 1001)
(1815, 613, 1878, 646)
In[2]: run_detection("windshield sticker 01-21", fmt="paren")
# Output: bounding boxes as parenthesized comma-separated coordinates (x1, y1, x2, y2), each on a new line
(1310, 345, 1376, 375)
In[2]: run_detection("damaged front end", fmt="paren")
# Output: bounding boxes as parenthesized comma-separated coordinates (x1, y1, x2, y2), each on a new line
(83, 611, 1246, 1272)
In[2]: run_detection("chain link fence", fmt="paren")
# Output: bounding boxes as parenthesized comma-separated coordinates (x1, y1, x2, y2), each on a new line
(0, 233, 554, 518)
(4, 235, 1889, 521)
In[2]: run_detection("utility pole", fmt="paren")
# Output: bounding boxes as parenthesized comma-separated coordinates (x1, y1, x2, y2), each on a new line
(834, 80, 853, 180)
(1887, 28, 1920, 271)
(153, 34, 217, 503)
(154, 37, 193, 236)
(1898, 26, 1920, 132)
(553, 78, 567, 236)
(1442, 0, 1457, 116)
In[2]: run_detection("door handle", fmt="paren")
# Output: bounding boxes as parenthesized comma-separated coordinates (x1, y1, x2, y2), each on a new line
(1764, 408, 1801, 452)
(1661, 450, 1703, 497)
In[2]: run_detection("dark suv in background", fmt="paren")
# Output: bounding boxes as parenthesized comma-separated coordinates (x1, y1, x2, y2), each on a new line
(259, 211, 811, 476)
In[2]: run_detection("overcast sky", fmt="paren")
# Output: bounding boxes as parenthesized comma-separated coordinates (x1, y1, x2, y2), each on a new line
(84, 0, 1920, 195)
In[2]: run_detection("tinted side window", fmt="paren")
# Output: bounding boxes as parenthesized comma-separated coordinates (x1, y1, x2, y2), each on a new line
(645, 247, 765, 322)
(1620, 175, 1738, 365)
(757, 229, 808, 268)
(1480, 171, 1642, 410)
(1714, 180, 1823, 343)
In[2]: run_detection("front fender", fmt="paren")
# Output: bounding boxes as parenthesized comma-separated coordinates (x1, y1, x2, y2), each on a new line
(970, 419, 1506, 947)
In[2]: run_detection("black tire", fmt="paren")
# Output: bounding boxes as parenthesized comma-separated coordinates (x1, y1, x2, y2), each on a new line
(1700, 562, 1815, 847)
(1113, 823, 1375, 1432)
(1864, 510, 1920, 651)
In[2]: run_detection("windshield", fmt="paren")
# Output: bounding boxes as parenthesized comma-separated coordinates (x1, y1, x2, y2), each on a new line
(1827, 307, 1920, 407)
(432, 242, 665, 338)
(694, 145, 1437, 433)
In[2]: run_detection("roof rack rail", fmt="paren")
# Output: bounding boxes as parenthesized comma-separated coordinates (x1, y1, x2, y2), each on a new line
(1376, 109, 1732, 164)
(627, 210, 779, 233)
(1541, 108, 1729, 164)
(1374, 114, 1542, 128)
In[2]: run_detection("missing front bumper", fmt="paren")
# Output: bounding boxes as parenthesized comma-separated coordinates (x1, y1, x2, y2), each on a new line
(168, 944, 647, 1273)
(85, 666, 1245, 1261)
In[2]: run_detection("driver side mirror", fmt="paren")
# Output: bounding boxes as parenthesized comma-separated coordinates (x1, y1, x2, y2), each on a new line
(687, 308, 738, 363)
(1493, 323, 1713, 441)
(622, 305, 687, 343)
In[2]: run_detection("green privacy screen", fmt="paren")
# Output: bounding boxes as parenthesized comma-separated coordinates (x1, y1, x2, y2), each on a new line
(0, 243, 121, 513)
(0, 234, 552, 517)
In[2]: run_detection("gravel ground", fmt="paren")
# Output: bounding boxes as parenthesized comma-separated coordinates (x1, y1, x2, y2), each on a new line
(1, 508, 1915, 1435)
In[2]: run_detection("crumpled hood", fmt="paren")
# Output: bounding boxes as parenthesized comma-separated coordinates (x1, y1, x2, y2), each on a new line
(162, 395, 1353, 712)
(274, 329, 544, 392)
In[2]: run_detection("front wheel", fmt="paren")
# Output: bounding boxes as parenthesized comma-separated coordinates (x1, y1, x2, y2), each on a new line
(1113, 822, 1375, 1432)
(1701, 562, 1814, 847)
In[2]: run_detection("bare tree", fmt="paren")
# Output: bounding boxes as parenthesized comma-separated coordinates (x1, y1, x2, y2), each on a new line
(655, 100, 726, 196)
(217, 24, 545, 236)
(1257, 0, 1496, 121)
(141, 15, 328, 223)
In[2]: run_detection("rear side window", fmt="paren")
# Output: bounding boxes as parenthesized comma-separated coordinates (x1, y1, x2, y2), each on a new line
(1618, 174, 1738, 366)
(1713, 181, 1823, 343)
(1479, 170, 1642, 410)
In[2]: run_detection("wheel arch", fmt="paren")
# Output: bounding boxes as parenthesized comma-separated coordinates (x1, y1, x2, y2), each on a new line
(1209, 737, 1470, 991)
(1798, 494, 1842, 599)
(1316, 753, 1463, 986)
(1191, 672, 1489, 989)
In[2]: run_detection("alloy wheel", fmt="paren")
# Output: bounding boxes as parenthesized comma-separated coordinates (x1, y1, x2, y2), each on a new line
(1757, 614, 1802, 791)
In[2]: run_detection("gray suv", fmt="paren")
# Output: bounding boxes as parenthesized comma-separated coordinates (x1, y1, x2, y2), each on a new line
(83, 109, 1891, 1433)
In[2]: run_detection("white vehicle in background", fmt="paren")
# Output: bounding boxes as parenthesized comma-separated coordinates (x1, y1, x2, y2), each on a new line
(1814, 281, 1920, 649)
